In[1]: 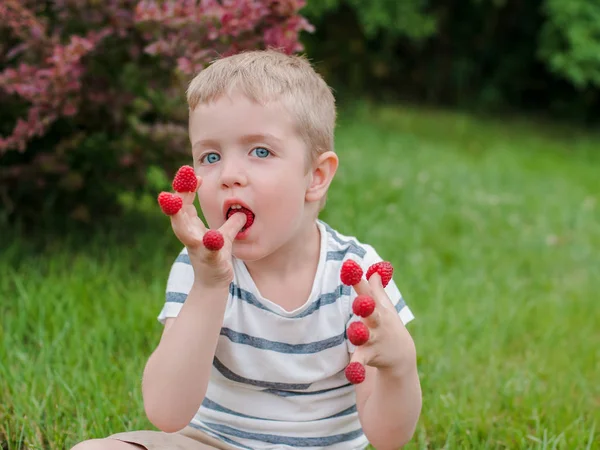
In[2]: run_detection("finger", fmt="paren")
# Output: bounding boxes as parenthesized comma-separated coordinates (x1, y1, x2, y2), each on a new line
(171, 177, 201, 225)
(170, 215, 204, 248)
(351, 278, 372, 297)
(172, 197, 207, 232)
(361, 304, 381, 329)
(345, 347, 371, 384)
(170, 206, 207, 249)
(349, 346, 367, 366)
(366, 271, 382, 293)
(367, 272, 395, 311)
(176, 177, 206, 228)
(219, 211, 247, 241)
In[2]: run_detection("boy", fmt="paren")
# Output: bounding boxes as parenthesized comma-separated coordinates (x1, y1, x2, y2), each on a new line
(72, 50, 421, 450)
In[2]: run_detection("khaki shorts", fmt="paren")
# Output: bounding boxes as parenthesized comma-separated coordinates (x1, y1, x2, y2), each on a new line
(109, 426, 238, 450)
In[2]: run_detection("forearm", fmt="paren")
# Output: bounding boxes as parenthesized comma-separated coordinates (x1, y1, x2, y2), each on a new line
(142, 282, 228, 432)
(359, 365, 422, 449)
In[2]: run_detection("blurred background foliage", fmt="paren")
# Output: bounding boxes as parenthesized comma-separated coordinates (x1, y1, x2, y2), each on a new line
(0, 0, 599, 230)
(302, 0, 600, 116)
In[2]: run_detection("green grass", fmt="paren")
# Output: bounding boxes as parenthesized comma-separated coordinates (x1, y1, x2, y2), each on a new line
(1, 104, 599, 449)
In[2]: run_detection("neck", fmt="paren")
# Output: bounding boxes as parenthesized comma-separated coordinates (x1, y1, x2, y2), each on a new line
(244, 219, 321, 280)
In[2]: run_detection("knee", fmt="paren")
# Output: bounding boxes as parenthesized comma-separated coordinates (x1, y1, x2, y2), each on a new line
(70, 438, 112, 450)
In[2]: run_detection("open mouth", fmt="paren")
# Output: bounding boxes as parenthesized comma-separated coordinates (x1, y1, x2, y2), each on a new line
(226, 205, 255, 231)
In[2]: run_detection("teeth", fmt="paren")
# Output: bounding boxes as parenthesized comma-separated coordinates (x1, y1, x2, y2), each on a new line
(230, 204, 242, 210)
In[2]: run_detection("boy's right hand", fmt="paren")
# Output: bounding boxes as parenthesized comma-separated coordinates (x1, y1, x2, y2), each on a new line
(163, 175, 247, 288)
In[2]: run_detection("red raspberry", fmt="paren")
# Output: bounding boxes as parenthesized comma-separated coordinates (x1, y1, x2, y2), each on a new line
(345, 361, 366, 384)
(172, 165, 198, 193)
(347, 321, 370, 346)
(157, 192, 183, 215)
(203, 230, 224, 251)
(352, 295, 376, 317)
(366, 261, 394, 287)
(340, 260, 363, 286)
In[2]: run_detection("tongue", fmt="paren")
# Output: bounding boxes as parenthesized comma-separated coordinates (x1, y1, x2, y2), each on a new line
(227, 207, 254, 230)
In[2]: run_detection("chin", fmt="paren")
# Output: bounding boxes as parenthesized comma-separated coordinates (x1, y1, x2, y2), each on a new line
(231, 242, 266, 262)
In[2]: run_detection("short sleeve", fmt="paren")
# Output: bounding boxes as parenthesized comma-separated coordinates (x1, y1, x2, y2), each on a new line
(157, 247, 195, 324)
(345, 244, 414, 353)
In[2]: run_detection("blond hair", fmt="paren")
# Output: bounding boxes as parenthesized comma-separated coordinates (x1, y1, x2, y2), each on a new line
(186, 49, 336, 165)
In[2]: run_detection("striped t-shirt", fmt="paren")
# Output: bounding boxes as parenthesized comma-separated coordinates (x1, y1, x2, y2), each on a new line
(158, 220, 414, 450)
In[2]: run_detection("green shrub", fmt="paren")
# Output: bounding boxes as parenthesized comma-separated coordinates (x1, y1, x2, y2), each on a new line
(539, 0, 600, 89)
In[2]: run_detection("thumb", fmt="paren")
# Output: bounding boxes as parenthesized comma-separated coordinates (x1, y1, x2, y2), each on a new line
(220, 211, 247, 241)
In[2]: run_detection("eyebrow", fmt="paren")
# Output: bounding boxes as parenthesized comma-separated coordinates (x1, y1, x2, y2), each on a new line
(192, 133, 283, 151)
(239, 133, 283, 146)
(192, 139, 220, 151)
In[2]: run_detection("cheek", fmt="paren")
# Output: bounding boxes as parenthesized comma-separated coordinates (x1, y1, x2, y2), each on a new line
(263, 181, 306, 217)
(197, 188, 221, 220)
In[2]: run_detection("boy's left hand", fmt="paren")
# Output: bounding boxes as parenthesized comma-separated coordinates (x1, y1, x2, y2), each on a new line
(349, 273, 416, 377)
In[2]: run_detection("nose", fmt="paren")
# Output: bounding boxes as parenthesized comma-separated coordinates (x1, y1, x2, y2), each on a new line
(219, 157, 248, 189)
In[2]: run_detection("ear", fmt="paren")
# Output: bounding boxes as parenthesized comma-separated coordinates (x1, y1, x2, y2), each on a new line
(305, 151, 339, 203)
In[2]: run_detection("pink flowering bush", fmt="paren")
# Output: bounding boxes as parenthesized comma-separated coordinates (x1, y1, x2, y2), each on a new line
(0, 0, 312, 226)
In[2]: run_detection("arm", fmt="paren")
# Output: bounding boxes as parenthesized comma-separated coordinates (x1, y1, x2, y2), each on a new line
(356, 347, 422, 449)
(142, 175, 247, 432)
(141, 282, 229, 433)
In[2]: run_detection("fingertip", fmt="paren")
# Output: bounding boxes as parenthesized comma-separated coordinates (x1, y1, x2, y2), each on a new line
(349, 352, 365, 366)
(228, 211, 246, 228)
(233, 209, 245, 221)
(221, 211, 247, 239)
(234, 211, 248, 229)
(179, 191, 195, 205)
(352, 279, 371, 297)
(236, 213, 248, 234)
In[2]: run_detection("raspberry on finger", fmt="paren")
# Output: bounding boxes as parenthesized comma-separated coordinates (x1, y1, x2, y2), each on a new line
(158, 192, 183, 215)
(347, 321, 370, 346)
(172, 165, 198, 193)
(352, 295, 376, 317)
(203, 230, 224, 251)
(340, 260, 363, 286)
(345, 362, 366, 384)
(366, 261, 394, 287)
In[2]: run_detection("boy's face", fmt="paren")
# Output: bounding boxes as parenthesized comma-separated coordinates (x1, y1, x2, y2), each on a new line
(189, 92, 313, 261)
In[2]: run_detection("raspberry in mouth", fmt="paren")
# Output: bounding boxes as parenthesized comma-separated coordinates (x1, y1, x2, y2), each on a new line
(226, 205, 255, 231)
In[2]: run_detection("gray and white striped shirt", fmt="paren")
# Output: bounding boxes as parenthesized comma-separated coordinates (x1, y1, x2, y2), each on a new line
(158, 220, 414, 449)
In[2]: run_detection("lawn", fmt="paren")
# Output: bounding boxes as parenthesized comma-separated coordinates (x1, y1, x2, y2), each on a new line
(1, 104, 598, 449)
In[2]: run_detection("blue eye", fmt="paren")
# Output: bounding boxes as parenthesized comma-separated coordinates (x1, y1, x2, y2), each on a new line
(251, 147, 271, 158)
(202, 153, 220, 164)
